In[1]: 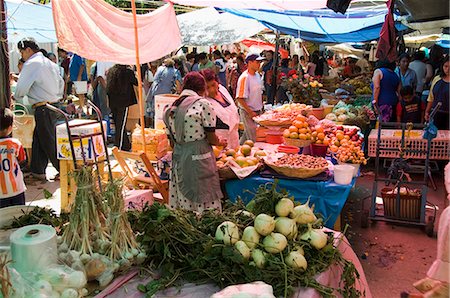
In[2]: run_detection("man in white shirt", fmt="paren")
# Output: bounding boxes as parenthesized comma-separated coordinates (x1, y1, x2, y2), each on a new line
(236, 53, 265, 143)
(409, 51, 427, 95)
(14, 38, 64, 180)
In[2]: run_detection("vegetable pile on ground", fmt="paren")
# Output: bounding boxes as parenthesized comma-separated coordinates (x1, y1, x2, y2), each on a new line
(132, 182, 362, 297)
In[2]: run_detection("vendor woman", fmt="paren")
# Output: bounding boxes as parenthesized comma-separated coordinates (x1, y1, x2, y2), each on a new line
(200, 69, 240, 149)
(164, 72, 227, 212)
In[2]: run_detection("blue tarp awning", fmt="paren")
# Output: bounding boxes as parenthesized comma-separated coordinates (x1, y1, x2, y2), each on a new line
(223, 8, 408, 43)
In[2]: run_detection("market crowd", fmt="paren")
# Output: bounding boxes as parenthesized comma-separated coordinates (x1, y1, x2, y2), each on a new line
(2, 37, 449, 212)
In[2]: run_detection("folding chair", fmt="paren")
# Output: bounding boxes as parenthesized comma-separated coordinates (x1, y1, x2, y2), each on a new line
(112, 147, 169, 204)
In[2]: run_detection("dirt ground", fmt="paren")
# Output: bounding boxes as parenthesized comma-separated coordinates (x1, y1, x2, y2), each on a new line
(23, 159, 447, 298)
(342, 165, 447, 298)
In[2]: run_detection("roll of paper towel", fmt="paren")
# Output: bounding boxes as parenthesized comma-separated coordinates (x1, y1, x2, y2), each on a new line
(10, 224, 57, 274)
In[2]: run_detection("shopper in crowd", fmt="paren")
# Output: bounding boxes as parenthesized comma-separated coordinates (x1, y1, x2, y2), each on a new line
(395, 53, 418, 91)
(396, 85, 424, 123)
(92, 61, 114, 119)
(200, 69, 240, 149)
(57, 48, 70, 98)
(14, 38, 64, 180)
(47, 52, 65, 79)
(198, 52, 215, 71)
(307, 52, 318, 76)
(69, 53, 88, 106)
(163, 72, 226, 212)
(315, 51, 326, 77)
(356, 54, 370, 73)
(190, 53, 200, 72)
(143, 61, 158, 95)
(146, 58, 182, 126)
(173, 56, 187, 78)
(228, 54, 247, 98)
(409, 51, 428, 96)
(371, 60, 401, 122)
(106, 65, 138, 151)
(236, 53, 265, 143)
(0, 108, 27, 208)
(290, 55, 300, 72)
(425, 58, 449, 130)
(261, 50, 274, 104)
(343, 58, 358, 78)
(213, 50, 227, 87)
(300, 55, 308, 73)
(276, 58, 292, 103)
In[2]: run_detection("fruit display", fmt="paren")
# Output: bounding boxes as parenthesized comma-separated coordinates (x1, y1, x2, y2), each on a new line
(334, 142, 367, 165)
(272, 154, 328, 169)
(343, 75, 372, 95)
(254, 103, 312, 126)
(328, 125, 363, 153)
(215, 140, 266, 169)
(282, 115, 312, 147)
(265, 154, 329, 179)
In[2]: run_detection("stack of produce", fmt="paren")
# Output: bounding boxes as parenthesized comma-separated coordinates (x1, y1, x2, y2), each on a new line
(215, 140, 267, 169)
(264, 154, 329, 179)
(343, 76, 372, 95)
(325, 100, 375, 132)
(131, 182, 361, 297)
(254, 104, 312, 126)
(282, 115, 312, 147)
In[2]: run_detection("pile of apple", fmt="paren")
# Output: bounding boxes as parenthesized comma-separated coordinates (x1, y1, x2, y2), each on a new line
(328, 126, 363, 153)
(326, 126, 366, 164)
(282, 115, 312, 141)
(215, 140, 267, 168)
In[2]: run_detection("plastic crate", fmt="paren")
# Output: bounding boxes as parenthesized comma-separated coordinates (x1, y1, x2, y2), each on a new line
(368, 129, 450, 160)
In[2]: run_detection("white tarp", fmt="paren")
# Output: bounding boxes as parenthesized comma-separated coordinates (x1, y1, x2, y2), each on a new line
(171, 0, 328, 10)
(176, 8, 265, 46)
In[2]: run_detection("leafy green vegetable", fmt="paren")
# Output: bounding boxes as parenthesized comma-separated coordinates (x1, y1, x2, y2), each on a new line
(132, 185, 361, 298)
(4, 206, 69, 234)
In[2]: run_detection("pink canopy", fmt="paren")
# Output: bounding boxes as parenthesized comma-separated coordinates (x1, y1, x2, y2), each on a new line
(170, 0, 329, 10)
(52, 0, 181, 64)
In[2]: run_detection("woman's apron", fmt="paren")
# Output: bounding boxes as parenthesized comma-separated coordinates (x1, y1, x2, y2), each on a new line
(163, 95, 223, 204)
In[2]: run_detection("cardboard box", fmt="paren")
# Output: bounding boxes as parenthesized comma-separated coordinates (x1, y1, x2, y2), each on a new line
(56, 120, 106, 160)
(124, 189, 153, 210)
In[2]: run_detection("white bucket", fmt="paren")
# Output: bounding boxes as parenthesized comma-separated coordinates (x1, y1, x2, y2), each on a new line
(333, 164, 354, 185)
(73, 81, 88, 94)
(337, 160, 360, 177)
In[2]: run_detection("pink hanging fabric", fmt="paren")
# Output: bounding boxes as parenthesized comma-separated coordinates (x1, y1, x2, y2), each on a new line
(52, 0, 181, 64)
(375, 0, 397, 62)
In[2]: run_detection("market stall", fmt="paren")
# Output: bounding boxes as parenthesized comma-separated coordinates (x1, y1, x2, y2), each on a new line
(225, 175, 356, 229)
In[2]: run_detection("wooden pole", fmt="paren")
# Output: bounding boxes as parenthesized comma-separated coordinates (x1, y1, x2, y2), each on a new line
(0, 0, 10, 108)
(130, 0, 147, 154)
(271, 30, 280, 104)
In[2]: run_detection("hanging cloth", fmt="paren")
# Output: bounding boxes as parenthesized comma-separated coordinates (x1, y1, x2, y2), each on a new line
(52, 0, 181, 64)
(376, 0, 397, 62)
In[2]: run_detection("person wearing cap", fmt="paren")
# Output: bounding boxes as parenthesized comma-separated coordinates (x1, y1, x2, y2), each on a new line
(14, 38, 64, 181)
(235, 53, 265, 143)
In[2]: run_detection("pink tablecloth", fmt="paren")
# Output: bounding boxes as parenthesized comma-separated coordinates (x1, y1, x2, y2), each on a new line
(97, 231, 372, 298)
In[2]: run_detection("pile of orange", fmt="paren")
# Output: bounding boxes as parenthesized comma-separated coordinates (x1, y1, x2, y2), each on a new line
(282, 115, 312, 140)
(310, 126, 330, 146)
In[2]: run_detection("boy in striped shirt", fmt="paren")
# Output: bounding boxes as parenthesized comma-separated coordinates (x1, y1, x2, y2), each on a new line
(0, 108, 26, 207)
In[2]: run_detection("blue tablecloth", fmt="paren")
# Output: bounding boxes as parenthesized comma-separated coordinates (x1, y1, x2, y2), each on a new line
(225, 175, 356, 229)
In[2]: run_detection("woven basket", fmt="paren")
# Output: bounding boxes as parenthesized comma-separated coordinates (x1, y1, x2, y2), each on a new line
(256, 119, 293, 127)
(381, 187, 422, 221)
(283, 137, 312, 148)
(265, 162, 327, 179)
(218, 166, 237, 180)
